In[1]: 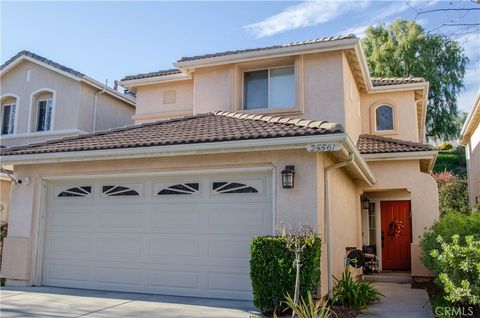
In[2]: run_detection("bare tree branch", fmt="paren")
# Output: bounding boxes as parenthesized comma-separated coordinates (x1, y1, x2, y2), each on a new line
(417, 8, 480, 15)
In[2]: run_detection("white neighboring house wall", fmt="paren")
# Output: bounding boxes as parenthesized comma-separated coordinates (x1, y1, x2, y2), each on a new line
(0, 54, 135, 148)
(460, 91, 480, 208)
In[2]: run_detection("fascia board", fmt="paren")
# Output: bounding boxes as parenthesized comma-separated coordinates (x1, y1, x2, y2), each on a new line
(174, 38, 359, 69)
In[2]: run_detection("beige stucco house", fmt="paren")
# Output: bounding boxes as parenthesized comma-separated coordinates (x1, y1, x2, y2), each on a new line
(0, 35, 439, 300)
(460, 91, 480, 208)
(0, 51, 136, 230)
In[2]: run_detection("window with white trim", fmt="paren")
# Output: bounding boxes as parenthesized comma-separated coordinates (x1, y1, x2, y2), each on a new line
(375, 105, 394, 131)
(36, 99, 53, 132)
(243, 66, 295, 110)
(1, 104, 16, 135)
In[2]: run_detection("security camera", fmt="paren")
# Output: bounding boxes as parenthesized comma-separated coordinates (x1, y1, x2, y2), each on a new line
(16, 177, 31, 185)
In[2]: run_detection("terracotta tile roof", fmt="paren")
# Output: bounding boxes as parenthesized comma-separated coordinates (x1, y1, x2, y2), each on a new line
(1, 50, 85, 78)
(371, 77, 426, 87)
(177, 34, 356, 62)
(357, 134, 433, 154)
(121, 69, 182, 81)
(1, 112, 343, 156)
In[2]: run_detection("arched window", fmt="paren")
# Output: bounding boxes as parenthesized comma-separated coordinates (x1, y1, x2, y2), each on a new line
(375, 105, 394, 131)
(29, 89, 55, 132)
(1, 95, 18, 135)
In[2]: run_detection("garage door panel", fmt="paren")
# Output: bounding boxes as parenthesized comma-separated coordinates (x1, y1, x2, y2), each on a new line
(95, 267, 142, 286)
(45, 263, 90, 283)
(149, 208, 201, 229)
(43, 173, 273, 300)
(208, 272, 252, 293)
(48, 207, 94, 229)
(95, 237, 143, 259)
(207, 239, 251, 260)
(44, 235, 92, 260)
(148, 269, 200, 289)
(96, 209, 144, 229)
(148, 237, 200, 257)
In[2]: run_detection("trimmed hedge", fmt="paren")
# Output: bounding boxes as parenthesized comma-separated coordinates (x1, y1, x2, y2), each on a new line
(250, 235, 322, 315)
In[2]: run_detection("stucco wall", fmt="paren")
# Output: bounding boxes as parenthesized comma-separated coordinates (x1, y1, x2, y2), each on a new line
(466, 123, 480, 207)
(1, 60, 134, 147)
(78, 84, 134, 131)
(366, 159, 439, 276)
(1, 180, 12, 223)
(342, 52, 362, 142)
(1, 60, 81, 135)
(134, 80, 194, 124)
(2, 150, 333, 286)
(360, 90, 419, 142)
(194, 65, 236, 114)
(318, 154, 363, 296)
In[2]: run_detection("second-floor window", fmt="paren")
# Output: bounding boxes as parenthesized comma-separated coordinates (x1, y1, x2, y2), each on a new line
(375, 104, 394, 131)
(243, 66, 295, 110)
(36, 99, 53, 132)
(1, 104, 16, 135)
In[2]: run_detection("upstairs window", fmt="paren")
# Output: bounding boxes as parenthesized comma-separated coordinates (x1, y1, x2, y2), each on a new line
(243, 66, 295, 110)
(1, 104, 16, 135)
(375, 105, 394, 131)
(36, 99, 53, 132)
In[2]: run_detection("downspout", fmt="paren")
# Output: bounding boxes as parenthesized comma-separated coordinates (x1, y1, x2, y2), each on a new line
(92, 85, 106, 132)
(324, 153, 354, 299)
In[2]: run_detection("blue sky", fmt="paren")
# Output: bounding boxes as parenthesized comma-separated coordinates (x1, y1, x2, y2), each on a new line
(1, 1, 479, 112)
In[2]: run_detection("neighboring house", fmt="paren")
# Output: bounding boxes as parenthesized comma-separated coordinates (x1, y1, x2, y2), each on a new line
(0, 51, 136, 148)
(0, 35, 438, 300)
(0, 51, 136, 228)
(460, 91, 480, 208)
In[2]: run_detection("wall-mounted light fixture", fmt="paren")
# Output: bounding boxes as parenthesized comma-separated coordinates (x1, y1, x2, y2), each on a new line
(361, 196, 370, 210)
(281, 165, 295, 189)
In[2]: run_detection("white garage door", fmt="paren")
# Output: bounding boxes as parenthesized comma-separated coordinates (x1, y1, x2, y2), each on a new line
(42, 172, 273, 300)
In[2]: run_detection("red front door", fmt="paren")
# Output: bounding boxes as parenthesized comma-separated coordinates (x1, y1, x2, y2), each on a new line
(381, 201, 412, 270)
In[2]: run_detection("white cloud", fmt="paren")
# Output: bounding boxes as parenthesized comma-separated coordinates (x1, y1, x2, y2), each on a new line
(457, 32, 480, 61)
(244, 1, 371, 38)
(458, 60, 479, 112)
(338, 1, 413, 38)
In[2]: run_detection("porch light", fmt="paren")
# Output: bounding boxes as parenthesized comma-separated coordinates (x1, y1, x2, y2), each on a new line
(281, 165, 295, 189)
(361, 196, 370, 210)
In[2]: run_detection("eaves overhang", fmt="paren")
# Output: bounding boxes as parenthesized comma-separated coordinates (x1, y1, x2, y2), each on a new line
(1, 133, 375, 186)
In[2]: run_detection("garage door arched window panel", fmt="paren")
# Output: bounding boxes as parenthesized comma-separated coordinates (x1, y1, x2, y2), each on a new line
(156, 182, 200, 195)
(375, 104, 395, 132)
(102, 185, 140, 197)
(212, 180, 262, 194)
(56, 186, 92, 197)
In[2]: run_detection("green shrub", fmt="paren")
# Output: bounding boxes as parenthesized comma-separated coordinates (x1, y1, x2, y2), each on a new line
(439, 142, 453, 151)
(430, 235, 480, 305)
(284, 292, 332, 318)
(432, 172, 470, 215)
(250, 235, 321, 315)
(420, 211, 480, 273)
(331, 269, 383, 311)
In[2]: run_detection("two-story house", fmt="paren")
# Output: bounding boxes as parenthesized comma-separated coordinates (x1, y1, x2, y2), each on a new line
(0, 51, 136, 228)
(0, 35, 438, 300)
(460, 91, 480, 208)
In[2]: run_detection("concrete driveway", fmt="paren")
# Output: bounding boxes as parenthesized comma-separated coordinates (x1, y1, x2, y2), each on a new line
(0, 286, 260, 318)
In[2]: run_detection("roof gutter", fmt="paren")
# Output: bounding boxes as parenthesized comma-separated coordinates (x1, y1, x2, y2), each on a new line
(118, 72, 192, 89)
(82, 76, 136, 106)
(459, 91, 480, 144)
(174, 38, 359, 70)
(2, 133, 375, 185)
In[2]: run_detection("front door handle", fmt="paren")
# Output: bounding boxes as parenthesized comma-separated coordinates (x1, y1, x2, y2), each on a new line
(381, 231, 384, 248)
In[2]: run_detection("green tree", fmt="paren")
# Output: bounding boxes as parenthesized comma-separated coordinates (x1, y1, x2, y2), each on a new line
(362, 19, 469, 140)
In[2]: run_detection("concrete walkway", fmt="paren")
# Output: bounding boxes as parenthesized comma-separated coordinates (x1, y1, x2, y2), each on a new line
(0, 286, 259, 318)
(359, 282, 434, 318)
